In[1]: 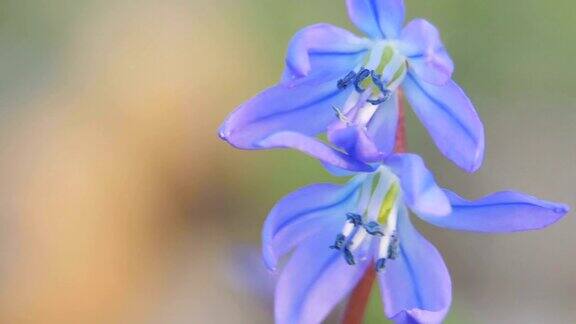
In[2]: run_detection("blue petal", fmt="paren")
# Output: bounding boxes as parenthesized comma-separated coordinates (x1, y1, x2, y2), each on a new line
(378, 207, 451, 324)
(257, 131, 373, 172)
(326, 94, 398, 163)
(402, 74, 485, 172)
(262, 176, 366, 270)
(418, 190, 570, 233)
(399, 19, 454, 85)
(366, 92, 399, 157)
(385, 154, 451, 217)
(219, 73, 353, 149)
(346, 0, 405, 39)
(328, 123, 384, 163)
(321, 162, 358, 177)
(276, 225, 369, 324)
(281, 23, 371, 82)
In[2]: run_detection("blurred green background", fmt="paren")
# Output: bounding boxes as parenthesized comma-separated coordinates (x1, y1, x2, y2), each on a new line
(0, 0, 574, 323)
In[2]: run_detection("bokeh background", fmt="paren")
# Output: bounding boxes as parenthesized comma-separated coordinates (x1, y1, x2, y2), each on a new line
(0, 0, 574, 323)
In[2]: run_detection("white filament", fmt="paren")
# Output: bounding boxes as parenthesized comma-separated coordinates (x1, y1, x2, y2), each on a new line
(355, 101, 379, 126)
(366, 168, 396, 221)
(341, 222, 355, 237)
(357, 174, 375, 214)
(378, 204, 399, 260)
(349, 226, 368, 252)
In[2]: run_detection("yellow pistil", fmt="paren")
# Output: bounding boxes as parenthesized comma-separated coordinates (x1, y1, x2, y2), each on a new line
(376, 46, 395, 74)
(377, 183, 399, 224)
(359, 45, 399, 96)
(387, 61, 407, 87)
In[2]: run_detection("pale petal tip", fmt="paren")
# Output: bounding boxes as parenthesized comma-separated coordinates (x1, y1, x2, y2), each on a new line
(262, 245, 278, 272)
(391, 308, 449, 324)
(438, 202, 452, 217)
(553, 203, 570, 215)
(465, 137, 485, 173)
(218, 122, 231, 141)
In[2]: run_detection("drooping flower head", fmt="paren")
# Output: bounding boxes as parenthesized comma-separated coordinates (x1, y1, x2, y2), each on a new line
(220, 0, 484, 172)
(264, 154, 568, 324)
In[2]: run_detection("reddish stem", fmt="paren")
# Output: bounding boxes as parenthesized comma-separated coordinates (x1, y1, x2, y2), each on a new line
(341, 263, 377, 324)
(342, 92, 406, 324)
(394, 92, 407, 154)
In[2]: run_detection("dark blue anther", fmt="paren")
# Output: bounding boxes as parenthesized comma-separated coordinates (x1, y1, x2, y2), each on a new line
(367, 89, 392, 105)
(387, 233, 400, 259)
(370, 70, 386, 92)
(330, 233, 346, 250)
(346, 212, 363, 226)
(353, 68, 371, 93)
(375, 258, 387, 272)
(331, 105, 350, 123)
(337, 71, 357, 90)
(363, 221, 384, 236)
(343, 247, 356, 265)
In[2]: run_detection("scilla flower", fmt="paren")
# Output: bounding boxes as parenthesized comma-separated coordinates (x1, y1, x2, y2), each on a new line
(220, 0, 483, 172)
(263, 154, 568, 324)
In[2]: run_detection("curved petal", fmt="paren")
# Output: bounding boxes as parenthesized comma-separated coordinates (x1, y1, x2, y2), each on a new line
(219, 73, 353, 149)
(385, 153, 451, 217)
(402, 74, 484, 172)
(327, 123, 384, 163)
(276, 226, 369, 324)
(282, 23, 371, 82)
(322, 163, 358, 177)
(257, 131, 373, 172)
(325, 94, 399, 163)
(262, 176, 365, 270)
(346, 0, 405, 39)
(366, 92, 399, 156)
(379, 207, 451, 324)
(400, 19, 454, 85)
(418, 190, 570, 233)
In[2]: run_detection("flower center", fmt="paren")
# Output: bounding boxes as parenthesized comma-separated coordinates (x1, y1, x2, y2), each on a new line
(332, 42, 408, 132)
(336, 42, 407, 109)
(329, 169, 401, 272)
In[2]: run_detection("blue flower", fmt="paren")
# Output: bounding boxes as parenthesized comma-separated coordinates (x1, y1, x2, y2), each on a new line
(220, 0, 484, 172)
(262, 154, 568, 324)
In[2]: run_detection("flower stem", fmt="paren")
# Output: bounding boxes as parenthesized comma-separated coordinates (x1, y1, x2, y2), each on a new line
(341, 263, 377, 324)
(394, 92, 407, 154)
(342, 92, 406, 324)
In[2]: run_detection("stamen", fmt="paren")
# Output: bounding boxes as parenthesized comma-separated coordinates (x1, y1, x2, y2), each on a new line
(370, 70, 386, 93)
(330, 233, 346, 250)
(374, 186, 400, 273)
(330, 212, 363, 252)
(343, 226, 367, 265)
(375, 258, 386, 272)
(363, 221, 384, 236)
(354, 101, 379, 125)
(387, 231, 400, 260)
(331, 105, 350, 123)
(343, 246, 356, 265)
(337, 71, 357, 89)
(348, 226, 367, 251)
(353, 68, 370, 93)
(342, 226, 368, 266)
(366, 90, 392, 105)
(346, 212, 363, 226)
